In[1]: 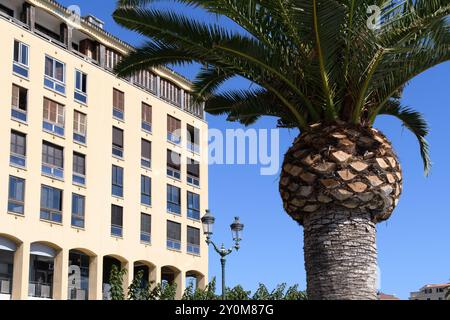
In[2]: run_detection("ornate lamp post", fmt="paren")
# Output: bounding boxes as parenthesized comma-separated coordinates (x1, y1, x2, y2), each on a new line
(201, 210, 244, 300)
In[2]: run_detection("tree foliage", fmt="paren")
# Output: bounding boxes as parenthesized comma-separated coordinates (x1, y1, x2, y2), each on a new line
(113, 0, 450, 174)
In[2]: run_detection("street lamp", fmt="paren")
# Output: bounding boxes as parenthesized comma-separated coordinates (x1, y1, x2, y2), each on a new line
(201, 210, 244, 300)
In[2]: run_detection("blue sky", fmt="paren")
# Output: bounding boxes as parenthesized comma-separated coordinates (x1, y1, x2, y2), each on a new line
(59, 0, 450, 299)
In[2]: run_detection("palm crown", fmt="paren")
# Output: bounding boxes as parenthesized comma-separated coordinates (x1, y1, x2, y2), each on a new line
(113, 0, 450, 173)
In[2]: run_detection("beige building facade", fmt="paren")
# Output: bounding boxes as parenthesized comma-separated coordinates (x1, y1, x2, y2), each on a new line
(0, 0, 208, 300)
(410, 283, 450, 300)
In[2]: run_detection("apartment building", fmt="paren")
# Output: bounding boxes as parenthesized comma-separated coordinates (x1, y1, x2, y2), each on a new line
(0, 0, 208, 300)
(410, 283, 450, 300)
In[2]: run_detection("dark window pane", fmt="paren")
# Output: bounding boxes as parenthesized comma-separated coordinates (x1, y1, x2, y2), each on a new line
(141, 213, 151, 233)
(167, 150, 180, 170)
(187, 158, 200, 177)
(187, 226, 200, 245)
(111, 205, 123, 226)
(112, 127, 123, 147)
(73, 152, 86, 175)
(10, 131, 26, 156)
(167, 221, 181, 241)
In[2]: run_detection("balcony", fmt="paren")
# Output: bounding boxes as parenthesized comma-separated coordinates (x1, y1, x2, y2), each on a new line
(44, 75, 66, 95)
(74, 91, 87, 104)
(0, 278, 12, 295)
(11, 108, 27, 122)
(167, 202, 181, 215)
(40, 208, 62, 223)
(187, 175, 200, 188)
(187, 244, 200, 255)
(140, 231, 151, 244)
(10, 153, 26, 168)
(28, 281, 52, 299)
(141, 157, 151, 169)
(13, 61, 29, 78)
(43, 121, 64, 137)
(42, 164, 64, 180)
(8, 199, 24, 215)
(167, 239, 181, 251)
(111, 224, 123, 237)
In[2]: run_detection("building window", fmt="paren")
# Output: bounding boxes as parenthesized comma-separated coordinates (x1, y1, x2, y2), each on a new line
(71, 194, 85, 229)
(167, 220, 181, 251)
(42, 141, 64, 179)
(187, 125, 200, 153)
(140, 213, 151, 244)
(43, 98, 65, 136)
(8, 176, 25, 215)
(10, 130, 26, 168)
(44, 55, 66, 94)
(187, 192, 200, 220)
(112, 127, 124, 158)
(167, 184, 181, 215)
(141, 139, 151, 168)
(167, 115, 181, 144)
(11, 84, 28, 122)
(160, 78, 181, 107)
(187, 158, 200, 187)
(141, 175, 151, 206)
(113, 88, 125, 120)
(74, 70, 88, 103)
(73, 111, 87, 144)
(112, 165, 124, 198)
(73, 152, 86, 186)
(187, 226, 200, 255)
(40, 185, 63, 223)
(141, 103, 152, 132)
(13, 40, 29, 78)
(111, 205, 123, 237)
(167, 150, 181, 180)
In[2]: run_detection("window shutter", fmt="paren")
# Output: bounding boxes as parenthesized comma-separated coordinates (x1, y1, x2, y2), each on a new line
(112, 127, 123, 147)
(141, 139, 151, 159)
(167, 221, 181, 241)
(11, 85, 19, 108)
(187, 227, 200, 245)
(187, 158, 200, 177)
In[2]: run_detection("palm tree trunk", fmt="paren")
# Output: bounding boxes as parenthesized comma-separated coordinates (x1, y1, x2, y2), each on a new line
(303, 208, 378, 300)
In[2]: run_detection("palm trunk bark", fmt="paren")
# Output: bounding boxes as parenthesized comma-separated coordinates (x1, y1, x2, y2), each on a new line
(303, 208, 378, 300)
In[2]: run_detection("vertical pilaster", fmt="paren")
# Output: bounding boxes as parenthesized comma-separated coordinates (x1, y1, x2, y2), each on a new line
(89, 256, 102, 300)
(11, 241, 29, 300)
(53, 249, 68, 300)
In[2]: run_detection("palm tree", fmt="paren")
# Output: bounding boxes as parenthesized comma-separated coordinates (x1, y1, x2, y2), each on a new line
(112, 0, 450, 300)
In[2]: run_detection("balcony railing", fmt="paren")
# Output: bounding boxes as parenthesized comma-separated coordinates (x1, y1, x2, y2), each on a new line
(112, 145, 124, 158)
(141, 157, 151, 169)
(167, 238, 181, 251)
(71, 214, 85, 229)
(0, 277, 12, 294)
(74, 91, 87, 104)
(13, 61, 29, 78)
(8, 199, 24, 215)
(10, 153, 26, 168)
(73, 172, 86, 186)
(73, 132, 86, 145)
(11, 108, 27, 122)
(188, 209, 200, 221)
(167, 202, 181, 215)
(140, 231, 151, 244)
(28, 281, 52, 299)
(187, 141, 200, 154)
(68, 287, 88, 300)
(111, 224, 123, 237)
(187, 175, 200, 188)
(167, 167, 181, 180)
(167, 132, 181, 145)
(42, 163, 64, 179)
(43, 121, 64, 136)
(40, 208, 62, 223)
(113, 108, 124, 120)
(44, 75, 66, 95)
(142, 121, 152, 133)
(187, 244, 200, 255)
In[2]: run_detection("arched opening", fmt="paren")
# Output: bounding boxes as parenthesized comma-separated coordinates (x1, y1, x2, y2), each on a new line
(161, 265, 182, 298)
(68, 249, 95, 300)
(102, 255, 127, 300)
(133, 261, 156, 289)
(29, 242, 60, 300)
(0, 235, 20, 300)
(186, 270, 206, 290)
